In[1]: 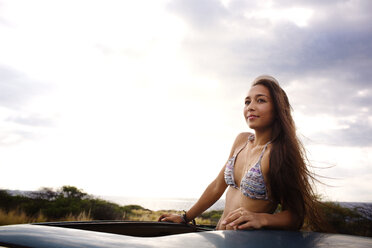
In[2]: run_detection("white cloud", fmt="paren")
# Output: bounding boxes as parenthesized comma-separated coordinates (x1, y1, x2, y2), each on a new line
(308, 145, 372, 201)
(294, 112, 351, 137)
(244, 7, 314, 28)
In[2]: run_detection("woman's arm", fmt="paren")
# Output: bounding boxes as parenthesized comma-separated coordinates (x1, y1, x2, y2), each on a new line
(260, 210, 301, 229)
(220, 208, 300, 230)
(158, 166, 227, 223)
(159, 133, 251, 223)
(183, 166, 228, 221)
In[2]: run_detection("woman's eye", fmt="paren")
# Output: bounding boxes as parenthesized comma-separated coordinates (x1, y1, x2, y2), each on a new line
(257, 98, 266, 103)
(245, 100, 251, 105)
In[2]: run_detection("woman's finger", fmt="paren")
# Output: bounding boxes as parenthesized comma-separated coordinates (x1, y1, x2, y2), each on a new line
(158, 214, 165, 221)
(159, 217, 168, 222)
(160, 216, 174, 222)
(237, 221, 254, 230)
(219, 222, 226, 230)
(236, 213, 264, 230)
(158, 213, 170, 222)
(228, 210, 257, 227)
(226, 224, 235, 230)
(228, 215, 249, 227)
(221, 211, 242, 225)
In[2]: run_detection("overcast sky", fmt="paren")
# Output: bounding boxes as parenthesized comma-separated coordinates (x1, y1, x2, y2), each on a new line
(1, 0, 371, 202)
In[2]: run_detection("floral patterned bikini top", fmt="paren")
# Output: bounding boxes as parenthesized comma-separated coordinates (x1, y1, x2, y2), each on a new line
(224, 135, 271, 201)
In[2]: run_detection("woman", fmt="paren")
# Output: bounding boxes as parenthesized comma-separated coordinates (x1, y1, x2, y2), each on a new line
(158, 75, 324, 231)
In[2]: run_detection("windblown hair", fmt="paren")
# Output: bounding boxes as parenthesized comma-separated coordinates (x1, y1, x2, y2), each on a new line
(252, 75, 326, 231)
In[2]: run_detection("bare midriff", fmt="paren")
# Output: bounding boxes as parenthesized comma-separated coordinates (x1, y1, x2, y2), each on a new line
(216, 186, 277, 229)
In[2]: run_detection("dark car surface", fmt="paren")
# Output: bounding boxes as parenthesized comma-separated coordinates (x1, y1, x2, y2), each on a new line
(1, 221, 372, 248)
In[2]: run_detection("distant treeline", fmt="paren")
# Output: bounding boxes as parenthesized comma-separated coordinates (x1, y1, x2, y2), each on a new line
(0, 186, 142, 222)
(318, 201, 372, 237)
(0, 186, 371, 237)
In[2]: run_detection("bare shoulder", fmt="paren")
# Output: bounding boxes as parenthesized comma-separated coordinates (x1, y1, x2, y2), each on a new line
(227, 132, 253, 158)
(260, 143, 272, 175)
(232, 132, 253, 148)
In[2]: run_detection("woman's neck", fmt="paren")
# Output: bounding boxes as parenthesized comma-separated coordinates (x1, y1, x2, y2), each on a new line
(253, 128, 272, 146)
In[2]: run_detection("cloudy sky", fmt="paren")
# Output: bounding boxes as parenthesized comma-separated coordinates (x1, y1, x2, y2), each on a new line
(1, 0, 371, 202)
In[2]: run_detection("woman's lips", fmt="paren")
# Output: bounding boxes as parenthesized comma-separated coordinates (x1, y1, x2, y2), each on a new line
(248, 115, 258, 120)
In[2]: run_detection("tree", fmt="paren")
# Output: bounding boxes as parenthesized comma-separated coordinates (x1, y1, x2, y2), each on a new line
(31, 187, 58, 201)
(59, 186, 88, 199)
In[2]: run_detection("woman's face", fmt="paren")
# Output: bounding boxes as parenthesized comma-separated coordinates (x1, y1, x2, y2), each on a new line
(244, 84, 275, 131)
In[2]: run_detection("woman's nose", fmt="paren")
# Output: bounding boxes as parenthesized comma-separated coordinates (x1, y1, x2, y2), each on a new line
(247, 102, 255, 111)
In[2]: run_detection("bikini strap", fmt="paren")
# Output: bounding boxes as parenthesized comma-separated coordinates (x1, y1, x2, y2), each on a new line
(233, 142, 248, 157)
(258, 141, 271, 161)
(233, 134, 254, 157)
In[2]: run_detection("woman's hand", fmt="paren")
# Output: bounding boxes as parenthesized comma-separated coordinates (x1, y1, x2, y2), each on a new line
(219, 207, 267, 230)
(158, 213, 184, 223)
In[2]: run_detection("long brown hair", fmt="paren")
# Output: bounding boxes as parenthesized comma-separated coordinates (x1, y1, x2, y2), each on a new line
(252, 75, 326, 231)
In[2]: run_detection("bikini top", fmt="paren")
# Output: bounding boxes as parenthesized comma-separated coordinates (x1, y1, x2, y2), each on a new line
(224, 135, 271, 201)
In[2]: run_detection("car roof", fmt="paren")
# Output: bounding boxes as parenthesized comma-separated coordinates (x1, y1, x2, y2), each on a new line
(1, 223, 372, 248)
